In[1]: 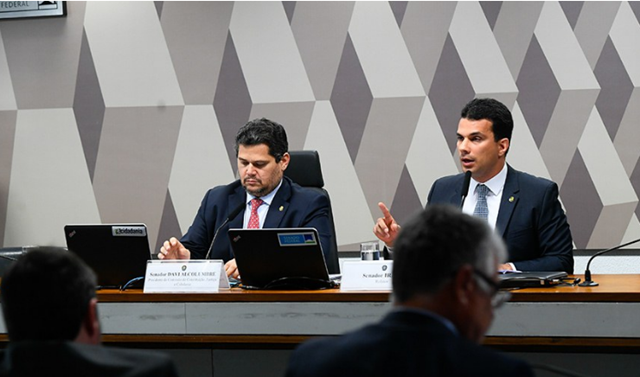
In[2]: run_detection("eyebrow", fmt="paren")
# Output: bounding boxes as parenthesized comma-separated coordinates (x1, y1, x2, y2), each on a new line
(238, 157, 269, 164)
(458, 131, 483, 137)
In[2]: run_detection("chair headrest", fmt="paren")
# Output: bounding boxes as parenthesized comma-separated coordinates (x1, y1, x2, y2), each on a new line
(284, 150, 325, 188)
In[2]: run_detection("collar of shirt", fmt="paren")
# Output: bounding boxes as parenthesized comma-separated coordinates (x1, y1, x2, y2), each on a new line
(469, 163, 507, 198)
(243, 179, 283, 228)
(462, 163, 508, 229)
(393, 306, 459, 336)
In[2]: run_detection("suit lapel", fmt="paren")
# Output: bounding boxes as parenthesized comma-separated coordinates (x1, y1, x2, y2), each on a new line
(228, 183, 246, 229)
(264, 178, 291, 228)
(495, 165, 519, 237)
(447, 174, 464, 206)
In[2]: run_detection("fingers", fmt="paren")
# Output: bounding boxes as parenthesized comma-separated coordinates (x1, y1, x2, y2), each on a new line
(224, 259, 240, 279)
(159, 237, 184, 260)
(373, 202, 401, 247)
(373, 217, 389, 237)
(378, 202, 392, 222)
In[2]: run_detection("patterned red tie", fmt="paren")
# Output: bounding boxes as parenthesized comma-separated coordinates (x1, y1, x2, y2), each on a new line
(248, 198, 263, 229)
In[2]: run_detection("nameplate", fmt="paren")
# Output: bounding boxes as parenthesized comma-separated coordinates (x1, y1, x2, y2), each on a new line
(143, 260, 229, 293)
(340, 260, 393, 291)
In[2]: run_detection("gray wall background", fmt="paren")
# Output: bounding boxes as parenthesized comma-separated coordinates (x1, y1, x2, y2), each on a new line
(1, 1, 640, 272)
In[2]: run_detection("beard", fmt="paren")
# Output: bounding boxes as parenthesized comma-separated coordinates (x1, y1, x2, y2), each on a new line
(242, 178, 268, 197)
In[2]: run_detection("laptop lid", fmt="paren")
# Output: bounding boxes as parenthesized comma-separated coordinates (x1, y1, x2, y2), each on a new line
(498, 271, 568, 288)
(64, 224, 151, 288)
(228, 228, 331, 289)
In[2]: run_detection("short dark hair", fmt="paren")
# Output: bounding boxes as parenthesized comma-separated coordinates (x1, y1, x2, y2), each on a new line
(1, 247, 97, 342)
(235, 118, 288, 162)
(461, 98, 513, 151)
(392, 205, 505, 303)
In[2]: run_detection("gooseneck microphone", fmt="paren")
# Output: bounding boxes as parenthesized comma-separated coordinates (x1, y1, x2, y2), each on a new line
(578, 236, 640, 287)
(204, 202, 246, 260)
(460, 171, 472, 208)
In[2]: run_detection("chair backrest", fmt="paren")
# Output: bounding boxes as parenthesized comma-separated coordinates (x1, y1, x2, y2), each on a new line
(284, 151, 340, 274)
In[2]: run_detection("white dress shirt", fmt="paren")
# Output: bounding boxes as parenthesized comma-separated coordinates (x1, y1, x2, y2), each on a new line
(242, 179, 283, 229)
(461, 164, 508, 230)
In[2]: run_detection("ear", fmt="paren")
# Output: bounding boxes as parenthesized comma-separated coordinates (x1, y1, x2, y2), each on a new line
(498, 138, 509, 157)
(453, 265, 476, 306)
(75, 298, 101, 345)
(279, 152, 290, 170)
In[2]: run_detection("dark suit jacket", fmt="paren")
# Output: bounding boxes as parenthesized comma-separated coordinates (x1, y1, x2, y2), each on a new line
(286, 310, 534, 377)
(181, 176, 333, 264)
(0, 341, 179, 377)
(427, 165, 573, 272)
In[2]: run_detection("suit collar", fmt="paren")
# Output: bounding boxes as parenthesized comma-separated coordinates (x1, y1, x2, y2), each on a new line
(227, 177, 294, 229)
(264, 177, 293, 228)
(384, 309, 458, 337)
(228, 182, 247, 229)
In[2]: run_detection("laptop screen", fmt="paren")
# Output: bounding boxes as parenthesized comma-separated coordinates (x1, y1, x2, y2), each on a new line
(228, 228, 332, 290)
(64, 224, 151, 288)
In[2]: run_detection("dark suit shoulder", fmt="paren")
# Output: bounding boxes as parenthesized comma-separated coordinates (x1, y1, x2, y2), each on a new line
(0, 342, 179, 377)
(433, 172, 465, 186)
(202, 179, 243, 200)
(508, 167, 556, 190)
(286, 311, 533, 377)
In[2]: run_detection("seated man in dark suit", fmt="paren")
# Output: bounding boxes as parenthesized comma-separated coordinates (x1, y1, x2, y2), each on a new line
(0, 247, 179, 377)
(159, 118, 333, 278)
(374, 98, 573, 272)
(286, 205, 534, 377)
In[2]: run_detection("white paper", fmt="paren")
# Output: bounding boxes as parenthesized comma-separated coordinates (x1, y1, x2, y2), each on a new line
(143, 259, 229, 293)
(340, 260, 393, 291)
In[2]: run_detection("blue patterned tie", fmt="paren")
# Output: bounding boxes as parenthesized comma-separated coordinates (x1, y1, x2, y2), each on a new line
(473, 184, 489, 221)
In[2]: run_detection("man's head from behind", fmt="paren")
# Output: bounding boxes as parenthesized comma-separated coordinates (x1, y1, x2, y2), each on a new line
(392, 205, 507, 343)
(1, 247, 99, 344)
(235, 118, 290, 197)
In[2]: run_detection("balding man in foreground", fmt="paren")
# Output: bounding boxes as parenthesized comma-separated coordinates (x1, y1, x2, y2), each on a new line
(286, 205, 533, 377)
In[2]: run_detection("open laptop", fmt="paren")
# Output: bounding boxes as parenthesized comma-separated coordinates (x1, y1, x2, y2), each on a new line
(64, 224, 152, 289)
(499, 271, 568, 289)
(228, 228, 334, 290)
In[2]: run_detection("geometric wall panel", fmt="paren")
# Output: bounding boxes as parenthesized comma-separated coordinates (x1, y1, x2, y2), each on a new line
(304, 101, 373, 247)
(406, 99, 459, 208)
(92, 106, 183, 252)
(291, 1, 354, 100)
(169, 106, 236, 234)
(574, 2, 621, 70)
(0, 111, 17, 247)
(161, 2, 234, 105)
(6, 109, 100, 247)
(611, 2, 640, 177)
(0, 2, 85, 110)
(578, 108, 638, 248)
(0, 28, 17, 111)
(84, 1, 184, 107)
(493, 2, 544, 81)
(400, 1, 456, 93)
(2, 1, 640, 271)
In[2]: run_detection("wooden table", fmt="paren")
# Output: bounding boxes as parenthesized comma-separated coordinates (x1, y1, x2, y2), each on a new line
(93, 274, 640, 352)
(2, 274, 638, 352)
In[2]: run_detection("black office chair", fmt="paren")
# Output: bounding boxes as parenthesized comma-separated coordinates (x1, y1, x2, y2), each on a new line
(284, 151, 340, 274)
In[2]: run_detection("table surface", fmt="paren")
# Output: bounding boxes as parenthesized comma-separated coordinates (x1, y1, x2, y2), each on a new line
(96, 274, 640, 303)
(3, 274, 639, 350)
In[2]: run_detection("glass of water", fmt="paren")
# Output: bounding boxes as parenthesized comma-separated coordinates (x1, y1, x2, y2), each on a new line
(360, 241, 380, 261)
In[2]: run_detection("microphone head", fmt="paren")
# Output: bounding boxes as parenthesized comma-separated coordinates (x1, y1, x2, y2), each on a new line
(461, 171, 472, 194)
